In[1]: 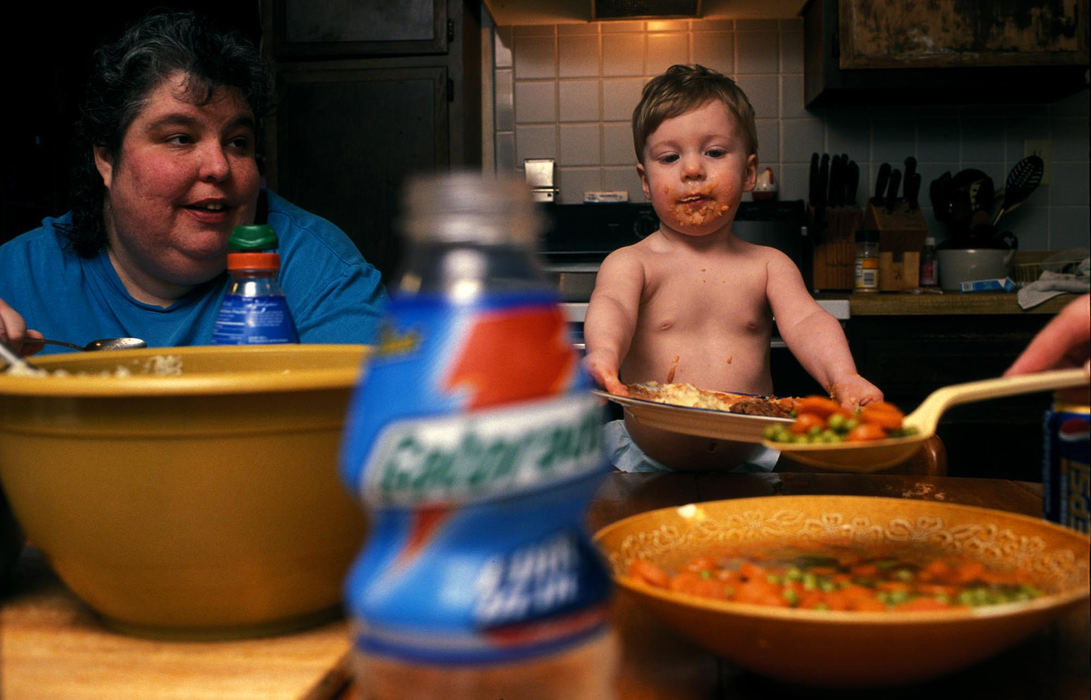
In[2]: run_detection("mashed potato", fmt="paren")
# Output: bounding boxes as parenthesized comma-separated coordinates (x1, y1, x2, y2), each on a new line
(5, 354, 183, 378)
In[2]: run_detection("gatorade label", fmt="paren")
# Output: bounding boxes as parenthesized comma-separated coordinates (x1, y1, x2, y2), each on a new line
(340, 291, 612, 664)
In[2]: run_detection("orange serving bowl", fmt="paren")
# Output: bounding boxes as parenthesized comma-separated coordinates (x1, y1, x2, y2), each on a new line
(0, 345, 369, 639)
(594, 495, 1090, 687)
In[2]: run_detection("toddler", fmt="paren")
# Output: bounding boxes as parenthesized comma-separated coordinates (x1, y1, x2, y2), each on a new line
(583, 65, 881, 471)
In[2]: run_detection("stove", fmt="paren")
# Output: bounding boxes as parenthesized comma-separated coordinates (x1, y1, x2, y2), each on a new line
(537, 199, 850, 328)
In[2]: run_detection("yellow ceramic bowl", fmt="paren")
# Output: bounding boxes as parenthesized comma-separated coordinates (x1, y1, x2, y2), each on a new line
(595, 495, 1090, 687)
(0, 345, 370, 639)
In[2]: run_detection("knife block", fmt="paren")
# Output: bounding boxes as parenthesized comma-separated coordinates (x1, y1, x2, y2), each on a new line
(863, 201, 928, 291)
(810, 205, 861, 291)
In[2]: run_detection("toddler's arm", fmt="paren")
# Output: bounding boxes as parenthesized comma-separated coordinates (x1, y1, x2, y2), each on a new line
(583, 249, 644, 395)
(766, 255, 882, 409)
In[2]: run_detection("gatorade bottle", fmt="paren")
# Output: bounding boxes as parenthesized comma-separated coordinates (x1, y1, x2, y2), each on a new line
(212, 225, 299, 345)
(339, 171, 617, 699)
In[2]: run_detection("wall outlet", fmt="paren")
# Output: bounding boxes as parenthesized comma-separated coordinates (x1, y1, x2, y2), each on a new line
(1023, 139, 1051, 186)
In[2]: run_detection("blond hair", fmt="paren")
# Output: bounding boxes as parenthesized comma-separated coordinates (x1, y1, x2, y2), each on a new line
(632, 64, 757, 164)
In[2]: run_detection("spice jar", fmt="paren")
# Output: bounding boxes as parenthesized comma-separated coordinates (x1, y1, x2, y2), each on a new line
(919, 236, 938, 287)
(854, 229, 880, 293)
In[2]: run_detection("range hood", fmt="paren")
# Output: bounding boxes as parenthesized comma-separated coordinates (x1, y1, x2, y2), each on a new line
(483, 1, 804, 25)
(592, 0, 701, 20)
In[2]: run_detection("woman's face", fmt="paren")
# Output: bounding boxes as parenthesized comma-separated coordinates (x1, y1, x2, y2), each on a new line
(94, 70, 260, 305)
(637, 99, 757, 238)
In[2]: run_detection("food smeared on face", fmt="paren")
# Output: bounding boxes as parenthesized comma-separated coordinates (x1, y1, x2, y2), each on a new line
(668, 188, 731, 228)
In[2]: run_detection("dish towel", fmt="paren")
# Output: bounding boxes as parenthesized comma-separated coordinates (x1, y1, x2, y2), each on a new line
(1017, 260, 1090, 310)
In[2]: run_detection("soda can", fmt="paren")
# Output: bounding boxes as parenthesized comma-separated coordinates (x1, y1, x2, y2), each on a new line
(1042, 399, 1091, 534)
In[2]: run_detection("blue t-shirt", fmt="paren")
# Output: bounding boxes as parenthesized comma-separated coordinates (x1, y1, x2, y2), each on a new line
(0, 190, 387, 353)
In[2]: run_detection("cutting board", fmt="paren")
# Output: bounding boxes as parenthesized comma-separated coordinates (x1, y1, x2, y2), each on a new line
(1, 548, 353, 699)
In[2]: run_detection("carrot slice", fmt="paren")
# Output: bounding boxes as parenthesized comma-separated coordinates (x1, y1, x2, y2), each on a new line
(794, 396, 842, 418)
(845, 423, 888, 442)
(790, 413, 827, 435)
(859, 402, 905, 430)
(629, 558, 671, 589)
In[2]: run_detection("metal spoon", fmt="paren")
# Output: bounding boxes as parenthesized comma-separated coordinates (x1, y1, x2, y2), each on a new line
(26, 337, 147, 352)
(0, 337, 39, 373)
(765, 368, 1088, 472)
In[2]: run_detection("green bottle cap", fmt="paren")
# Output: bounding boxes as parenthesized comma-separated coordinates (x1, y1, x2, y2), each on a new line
(228, 224, 278, 251)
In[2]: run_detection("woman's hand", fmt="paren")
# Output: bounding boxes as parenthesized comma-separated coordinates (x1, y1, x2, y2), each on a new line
(1005, 294, 1090, 404)
(0, 298, 43, 356)
(1006, 294, 1090, 377)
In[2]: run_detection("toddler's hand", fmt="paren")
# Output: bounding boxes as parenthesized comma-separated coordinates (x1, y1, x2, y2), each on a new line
(828, 374, 883, 410)
(583, 351, 628, 396)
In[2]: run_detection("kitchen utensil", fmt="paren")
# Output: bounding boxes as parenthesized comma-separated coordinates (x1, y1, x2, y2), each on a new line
(845, 160, 859, 206)
(930, 171, 954, 221)
(944, 170, 995, 243)
(905, 172, 922, 209)
(0, 338, 37, 374)
(993, 155, 1044, 227)
(816, 153, 830, 220)
(595, 495, 1090, 687)
(0, 344, 370, 639)
(903, 157, 919, 209)
(885, 168, 901, 212)
(763, 368, 1087, 472)
(872, 162, 890, 205)
(26, 337, 148, 352)
(827, 154, 841, 207)
(808, 152, 819, 207)
(903, 156, 917, 188)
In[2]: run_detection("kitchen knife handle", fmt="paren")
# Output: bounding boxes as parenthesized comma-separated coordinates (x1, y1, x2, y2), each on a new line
(874, 162, 891, 204)
(886, 169, 902, 211)
(808, 153, 819, 205)
(846, 161, 859, 207)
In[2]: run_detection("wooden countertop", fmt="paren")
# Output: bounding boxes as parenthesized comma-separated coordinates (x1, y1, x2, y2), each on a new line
(1, 549, 352, 699)
(815, 291, 1077, 316)
(5, 473, 1087, 699)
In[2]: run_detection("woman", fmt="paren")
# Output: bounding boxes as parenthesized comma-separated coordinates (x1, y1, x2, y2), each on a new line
(0, 10, 386, 354)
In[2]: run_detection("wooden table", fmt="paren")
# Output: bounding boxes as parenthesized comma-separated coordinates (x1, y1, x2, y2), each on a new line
(3, 472, 1088, 699)
(0, 547, 352, 699)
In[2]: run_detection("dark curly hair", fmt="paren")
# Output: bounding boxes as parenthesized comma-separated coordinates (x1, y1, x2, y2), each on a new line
(64, 9, 272, 257)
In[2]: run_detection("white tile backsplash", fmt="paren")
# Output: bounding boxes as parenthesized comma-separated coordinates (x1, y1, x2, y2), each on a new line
(735, 30, 780, 75)
(691, 31, 734, 73)
(602, 123, 635, 165)
(602, 78, 645, 121)
(559, 79, 601, 122)
(602, 33, 645, 76)
(559, 123, 602, 166)
(646, 31, 689, 74)
(513, 35, 556, 79)
(558, 35, 600, 77)
(491, 18, 1089, 250)
(514, 80, 556, 124)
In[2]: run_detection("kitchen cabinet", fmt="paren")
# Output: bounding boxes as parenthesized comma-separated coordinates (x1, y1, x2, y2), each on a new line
(802, 0, 1090, 108)
(264, 0, 482, 284)
(272, 0, 448, 57)
(847, 309, 1055, 482)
